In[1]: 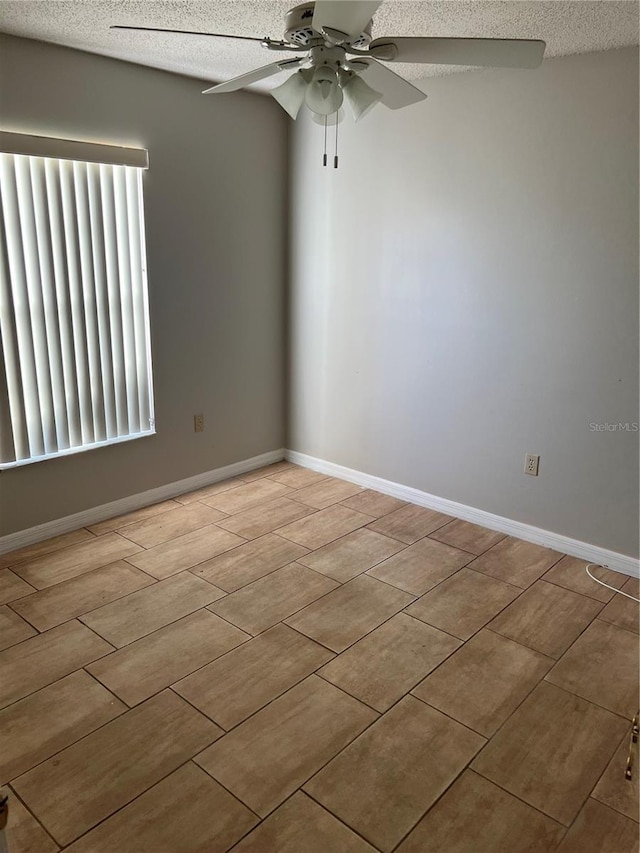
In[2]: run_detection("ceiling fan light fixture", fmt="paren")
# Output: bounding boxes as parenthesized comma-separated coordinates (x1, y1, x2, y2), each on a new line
(270, 69, 308, 119)
(342, 71, 382, 121)
(305, 66, 344, 116)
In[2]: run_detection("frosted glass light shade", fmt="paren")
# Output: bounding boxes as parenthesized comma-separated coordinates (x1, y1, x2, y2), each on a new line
(311, 108, 345, 126)
(305, 67, 344, 116)
(270, 71, 308, 119)
(343, 73, 382, 121)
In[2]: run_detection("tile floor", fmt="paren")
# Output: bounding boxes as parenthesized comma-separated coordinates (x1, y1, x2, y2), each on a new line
(0, 461, 638, 852)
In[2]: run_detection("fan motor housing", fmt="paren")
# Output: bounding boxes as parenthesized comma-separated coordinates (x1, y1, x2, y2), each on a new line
(284, 3, 373, 48)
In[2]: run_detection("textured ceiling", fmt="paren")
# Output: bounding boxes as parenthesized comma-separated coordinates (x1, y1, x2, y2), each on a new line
(0, 1, 638, 93)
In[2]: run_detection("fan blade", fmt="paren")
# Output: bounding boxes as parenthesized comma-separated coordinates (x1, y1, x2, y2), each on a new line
(110, 24, 266, 43)
(312, 1, 381, 42)
(202, 58, 303, 94)
(352, 59, 426, 110)
(369, 37, 546, 69)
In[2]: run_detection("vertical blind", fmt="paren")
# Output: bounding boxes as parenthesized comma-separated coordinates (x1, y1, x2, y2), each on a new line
(0, 147, 154, 468)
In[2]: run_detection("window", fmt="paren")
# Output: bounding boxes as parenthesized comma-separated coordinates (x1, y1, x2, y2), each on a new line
(0, 132, 154, 469)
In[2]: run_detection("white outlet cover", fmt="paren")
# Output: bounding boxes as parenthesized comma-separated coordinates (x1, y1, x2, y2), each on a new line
(525, 453, 539, 476)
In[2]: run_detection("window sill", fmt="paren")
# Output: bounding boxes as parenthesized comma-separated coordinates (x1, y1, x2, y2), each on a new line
(0, 430, 156, 470)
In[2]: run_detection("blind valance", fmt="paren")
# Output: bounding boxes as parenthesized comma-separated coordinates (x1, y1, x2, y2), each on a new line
(0, 131, 149, 170)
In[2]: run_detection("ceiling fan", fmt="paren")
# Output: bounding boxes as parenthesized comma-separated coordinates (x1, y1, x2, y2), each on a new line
(113, 1, 545, 162)
(112, 1, 546, 115)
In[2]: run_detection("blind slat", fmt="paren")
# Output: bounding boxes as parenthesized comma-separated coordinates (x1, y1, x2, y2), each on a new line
(59, 158, 94, 447)
(73, 161, 106, 442)
(126, 168, 152, 430)
(29, 157, 70, 451)
(0, 155, 46, 458)
(87, 163, 118, 439)
(99, 164, 129, 436)
(113, 166, 140, 435)
(44, 158, 83, 447)
(0, 217, 27, 461)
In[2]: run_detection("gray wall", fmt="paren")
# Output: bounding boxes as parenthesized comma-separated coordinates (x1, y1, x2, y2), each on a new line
(0, 34, 288, 535)
(288, 47, 639, 557)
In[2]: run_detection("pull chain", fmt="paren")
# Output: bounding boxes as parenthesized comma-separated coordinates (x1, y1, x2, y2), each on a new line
(323, 115, 327, 167)
(334, 113, 339, 169)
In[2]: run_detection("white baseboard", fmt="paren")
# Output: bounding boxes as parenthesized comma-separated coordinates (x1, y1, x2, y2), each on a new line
(285, 450, 640, 579)
(4, 445, 638, 579)
(0, 449, 285, 556)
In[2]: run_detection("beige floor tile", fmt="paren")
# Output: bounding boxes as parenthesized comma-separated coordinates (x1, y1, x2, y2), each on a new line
(557, 799, 639, 853)
(191, 533, 308, 592)
(88, 610, 249, 705)
(209, 563, 338, 635)
(175, 623, 333, 729)
(413, 629, 553, 737)
(488, 580, 603, 658)
(11, 534, 143, 590)
(292, 477, 363, 509)
(305, 695, 484, 852)
(86, 500, 181, 535)
(11, 562, 155, 632)
(406, 568, 521, 641)
(0, 529, 94, 570)
(0, 670, 125, 784)
(297, 528, 403, 583)
(622, 576, 640, 596)
(0, 569, 35, 605)
(472, 681, 628, 825)
(217, 498, 315, 540)
(195, 675, 376, 817)
(80, 571, 225, 647)
(277, 505, 375, 550)
(240, 460, 295, 481)
(598, 578, 639, 634)
(269, 468, 329, 488)
(592, 735, 639, 822)
(469, 537, 562, 588)
(174, 476, 247, 504)
(1, 788, 59, 853)
(429, 519, 505, 555)
(64, 762, 257, 853)
(396, 770, 564, 853)
(320, 613, 460, 712)
(367, 537, 471, 595)
(119, 503, 227, 548)
(0, 621, 113, 710)
(233, 792, 376, 853)
(340, 489, 408, 519)
(13, 690, 222, 846)
(543, 556, 628, 603)
(202, 478, 292, 514)
(0, 605, 37, 651)
(125, 524, 244, 579)
(286, 575, 414, 652)
(545, 620, 639, 717)
(368, 504, 452, 544)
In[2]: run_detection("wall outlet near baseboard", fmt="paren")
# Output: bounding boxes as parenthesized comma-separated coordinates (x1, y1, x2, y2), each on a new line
(525, 453, 540, 476)
(194, 414, 205, 433)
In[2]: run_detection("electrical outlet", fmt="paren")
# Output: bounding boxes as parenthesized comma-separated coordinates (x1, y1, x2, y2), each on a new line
(525, 453, 539, 476)
(194, 414, 204, 433)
